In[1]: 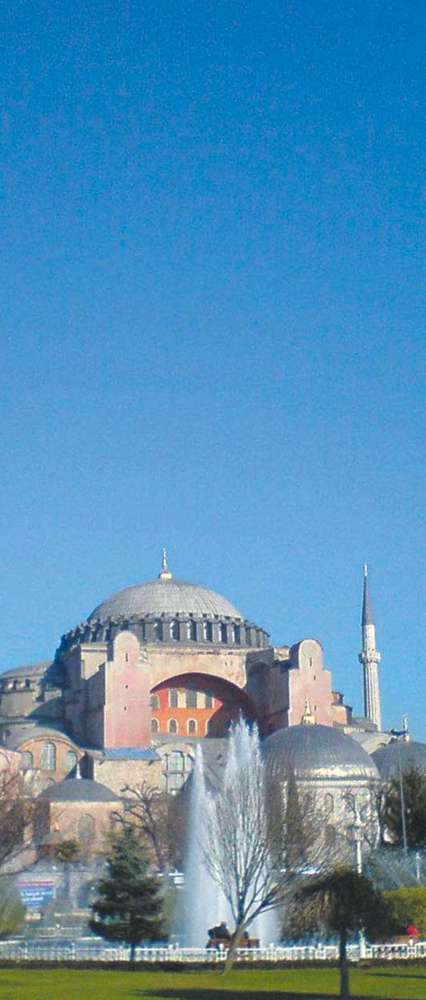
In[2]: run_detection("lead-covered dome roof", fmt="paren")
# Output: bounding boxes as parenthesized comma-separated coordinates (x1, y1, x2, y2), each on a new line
(89, 577, 242, 621)
(372, 740, 426, 779)
(56, 555, 270, 655)
(263, 724, 379, 783)
(39, 777, 120, 803)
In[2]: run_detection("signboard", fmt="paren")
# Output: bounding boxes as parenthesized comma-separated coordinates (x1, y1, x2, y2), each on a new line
(17, 879, 56, 911)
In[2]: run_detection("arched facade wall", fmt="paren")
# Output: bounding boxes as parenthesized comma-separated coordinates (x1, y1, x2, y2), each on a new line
(151, 671, 257, 738)
(147, 645, 250, 692)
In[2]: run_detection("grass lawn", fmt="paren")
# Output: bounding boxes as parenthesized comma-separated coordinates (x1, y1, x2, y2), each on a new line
(0, 966, 424, 1000)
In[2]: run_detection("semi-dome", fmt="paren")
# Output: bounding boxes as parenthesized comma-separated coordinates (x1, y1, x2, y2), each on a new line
(372, 740, 426, 779)
(263, 724, 379, 783)
(89, 577, 242, 622)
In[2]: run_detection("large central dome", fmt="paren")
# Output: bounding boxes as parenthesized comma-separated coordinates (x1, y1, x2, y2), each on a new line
(56, 554, 269, 655)
(89, 575, 242, 621)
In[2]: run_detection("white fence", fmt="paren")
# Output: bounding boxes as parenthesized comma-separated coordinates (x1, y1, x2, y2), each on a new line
(0, 941, 425, 963)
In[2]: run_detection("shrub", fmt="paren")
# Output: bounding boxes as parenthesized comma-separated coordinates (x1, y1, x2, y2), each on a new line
(385, 886, 426, 936)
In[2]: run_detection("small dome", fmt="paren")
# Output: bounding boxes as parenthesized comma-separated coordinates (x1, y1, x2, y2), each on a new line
(88, 577, 242, 621)
(372, 740, 426, 779)
(39, 778, 120, 803)
(1, 661, 51, 679)
(263, 724, 379, 783)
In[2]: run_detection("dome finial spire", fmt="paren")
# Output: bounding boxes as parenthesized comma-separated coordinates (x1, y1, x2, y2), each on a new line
(301, 697, 316, 726)
(159, 548, 172, 581)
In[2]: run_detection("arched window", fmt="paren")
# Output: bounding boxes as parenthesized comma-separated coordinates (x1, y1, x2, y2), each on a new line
(206, 719, 214, 735)
(325, 824, 336, 847)
(153, 620, 163, 641)
(220, 623, 227, 643)
(21, 751, 33, 770)
(187, 719, 197, 735)
(162, 751, 193, 794)
(344, 792, 355, 813)
(324, 793, 334, 815)
(205, 692, 213, 708)
(78, 814, 96, 843)
(67, 751, 78, 772)
(186, 687, 197, 709)
(233, 625, 241, 645)
(41, 741, 56, 771)
(203, 621, 213, 641)
(188, 619, 197, 641)
(151, 718, 159, 734)
(168, 719, 178, 735)
(171, 620, 180, 640)
(150, 693, 160, 710)
(169, 689, 178, 708)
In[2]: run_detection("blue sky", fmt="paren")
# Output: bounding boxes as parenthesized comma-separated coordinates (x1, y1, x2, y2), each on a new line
(1, 1, 425, 737)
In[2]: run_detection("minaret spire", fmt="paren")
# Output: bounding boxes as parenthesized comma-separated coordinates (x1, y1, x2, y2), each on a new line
(362, 563, 375, 626)
(359, 564, 382, 730)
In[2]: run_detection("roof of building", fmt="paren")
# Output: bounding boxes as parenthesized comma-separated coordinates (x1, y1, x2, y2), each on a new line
(263, 724, 380, 782)
(372, 739, 426, 778)
(3, 723, 76, 752)
(88, 576, 242, 622)
(0, 661, 51, 679)
(96, 748, 160, 761)
(39, 776, 121, 803)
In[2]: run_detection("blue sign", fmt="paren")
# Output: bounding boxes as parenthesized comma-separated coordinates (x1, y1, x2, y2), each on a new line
(17, 880, 55, 911)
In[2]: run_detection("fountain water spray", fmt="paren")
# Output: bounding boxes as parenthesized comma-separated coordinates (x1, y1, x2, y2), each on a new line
(176, 720, 278, 946)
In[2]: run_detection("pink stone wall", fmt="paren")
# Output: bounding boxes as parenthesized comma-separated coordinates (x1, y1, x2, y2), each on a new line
(104, 633, 151, 748)
(287, 639, 334, 727)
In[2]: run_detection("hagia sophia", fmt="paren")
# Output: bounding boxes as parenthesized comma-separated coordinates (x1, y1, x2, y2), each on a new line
(1, 553, 425, 855)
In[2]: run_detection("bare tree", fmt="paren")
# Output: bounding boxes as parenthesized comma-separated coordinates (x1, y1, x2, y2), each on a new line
(202, 721, 340, 971)
(117, 781, 185, 871)
(0, 756, 37, 876)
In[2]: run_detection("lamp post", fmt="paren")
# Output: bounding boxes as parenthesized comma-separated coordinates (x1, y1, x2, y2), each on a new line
(415, 852, 421, 883)
(390, 724, 409, 855)
(350, 799, 366, 959)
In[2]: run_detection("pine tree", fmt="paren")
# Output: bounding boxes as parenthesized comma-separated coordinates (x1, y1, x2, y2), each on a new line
(89, 826, 165, 963)
(383, 766, 426, 849)
(285, 768, 306, 869)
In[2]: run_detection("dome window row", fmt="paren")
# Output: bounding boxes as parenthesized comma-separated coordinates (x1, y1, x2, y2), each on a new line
(0, 678, 34, 691)
(58, 615, 268, 652)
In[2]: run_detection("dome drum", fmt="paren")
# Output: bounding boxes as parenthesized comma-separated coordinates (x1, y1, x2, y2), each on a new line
(57, 613, 269, 657)
(55, 568, 269, 656)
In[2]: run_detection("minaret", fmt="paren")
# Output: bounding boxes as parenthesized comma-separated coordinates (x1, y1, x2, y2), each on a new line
(358, 564, 382, 730)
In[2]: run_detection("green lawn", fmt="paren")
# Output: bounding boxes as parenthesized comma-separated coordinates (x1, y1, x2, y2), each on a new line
(0, 966, 424, 1000)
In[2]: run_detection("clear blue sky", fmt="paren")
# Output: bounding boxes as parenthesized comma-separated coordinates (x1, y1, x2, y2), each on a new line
(1, 1, 425, 737)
